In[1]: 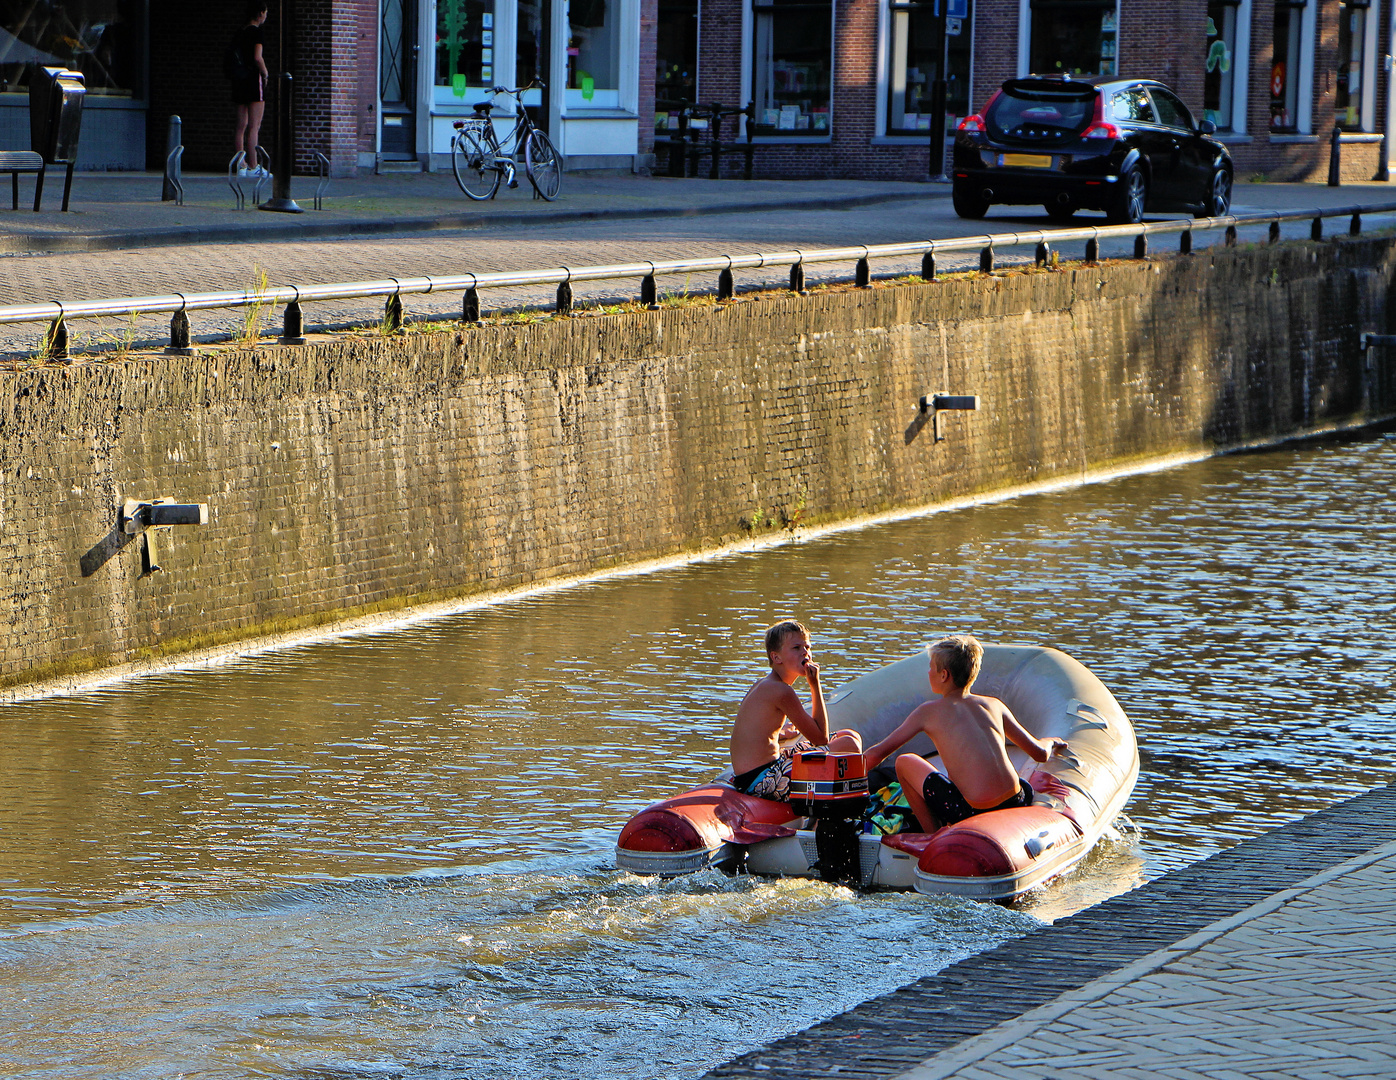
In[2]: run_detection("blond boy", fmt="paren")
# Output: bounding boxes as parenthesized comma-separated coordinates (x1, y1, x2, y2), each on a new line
(730, 620, 863, 802)
(862, 635, 1067, 831)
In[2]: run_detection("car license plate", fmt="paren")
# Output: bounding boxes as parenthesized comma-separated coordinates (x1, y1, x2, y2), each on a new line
(999, 153, 1053, 168)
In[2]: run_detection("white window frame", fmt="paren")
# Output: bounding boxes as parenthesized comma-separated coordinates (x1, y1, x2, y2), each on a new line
(429, 0, 523, 108)
(1017, 0, 1122, 78)
(1205, 0, 1251, 134)
(739, 0, 837, 142)
(875, 0, 975, 140)
(560, 0, 640, 114)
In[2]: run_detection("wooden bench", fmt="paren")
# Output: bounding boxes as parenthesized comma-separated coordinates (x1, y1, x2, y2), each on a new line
(0, 151, 45, 211)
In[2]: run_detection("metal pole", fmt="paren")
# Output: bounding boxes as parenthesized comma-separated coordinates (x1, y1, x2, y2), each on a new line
(162, 115, 181, 201)
(1379, 51, 1394, 181)
(262, 0, 302, 213)
(1328, 124, 1342, 187)
(927, 6, 949, 183)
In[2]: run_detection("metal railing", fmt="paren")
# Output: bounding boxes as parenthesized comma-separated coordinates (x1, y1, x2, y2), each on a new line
(9, 201, 1396, 361)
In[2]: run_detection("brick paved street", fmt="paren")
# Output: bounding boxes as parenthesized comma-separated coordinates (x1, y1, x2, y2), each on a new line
(2, 175, 1396, 358)
(708, 780, 1396, 1080)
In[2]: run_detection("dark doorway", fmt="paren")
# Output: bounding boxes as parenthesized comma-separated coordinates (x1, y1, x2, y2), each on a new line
(380, 0, 417, 157)
(656, 0, 698, 103)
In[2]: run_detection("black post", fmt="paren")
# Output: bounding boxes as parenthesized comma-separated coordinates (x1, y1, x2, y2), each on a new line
(1328, 125, 1342, 187)
(928, 79, 949, 182)
(162, 114, 181, 201)
(262, 73, 303, 212)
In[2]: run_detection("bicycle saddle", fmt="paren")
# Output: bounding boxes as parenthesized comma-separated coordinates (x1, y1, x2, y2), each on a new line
(471, 101, 495, 116)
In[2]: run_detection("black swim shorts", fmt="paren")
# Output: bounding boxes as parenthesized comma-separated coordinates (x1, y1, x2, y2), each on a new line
(922, 771, 1034, 828)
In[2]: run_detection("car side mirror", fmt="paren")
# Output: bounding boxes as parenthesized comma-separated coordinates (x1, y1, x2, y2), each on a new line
(1198, 119, 1217, 135)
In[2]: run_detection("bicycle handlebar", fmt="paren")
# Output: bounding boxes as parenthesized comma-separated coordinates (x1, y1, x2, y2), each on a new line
(491, 79, 546, 96)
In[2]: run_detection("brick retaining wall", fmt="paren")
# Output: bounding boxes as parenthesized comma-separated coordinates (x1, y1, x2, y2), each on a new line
(3, 237, 1394, 695)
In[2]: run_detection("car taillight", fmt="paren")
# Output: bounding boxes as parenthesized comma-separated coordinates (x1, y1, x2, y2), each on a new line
(958, 114, 986, 133)
(1082, 121, 1120, 139)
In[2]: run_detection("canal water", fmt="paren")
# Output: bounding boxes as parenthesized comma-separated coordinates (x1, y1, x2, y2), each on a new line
(3, 428, 1394, 1080)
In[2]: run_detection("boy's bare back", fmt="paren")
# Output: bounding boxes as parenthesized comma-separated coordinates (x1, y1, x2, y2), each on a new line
(901, 692, 1024, 807)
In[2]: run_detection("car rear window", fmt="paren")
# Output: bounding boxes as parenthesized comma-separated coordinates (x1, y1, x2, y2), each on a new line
(986, 86, 1096, 140)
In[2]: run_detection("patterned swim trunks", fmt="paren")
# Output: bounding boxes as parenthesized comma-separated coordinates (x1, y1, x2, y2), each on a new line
(730, 739, 822, 802)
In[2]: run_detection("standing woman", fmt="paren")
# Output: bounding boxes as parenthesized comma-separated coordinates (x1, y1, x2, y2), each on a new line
(231, 0, 270, 175)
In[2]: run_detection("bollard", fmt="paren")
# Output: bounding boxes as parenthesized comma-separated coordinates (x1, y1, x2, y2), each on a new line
(462, 287, 480, 323)
(1180, 229, 1193, 255)
(1269, 221, 1281, 244)
(261, 73, 303, 213)
(162, 115, 182, 202)
(1036, 241, 1051, 267)
(167, 308, 196, 354)
(921, 250, 937, 281)
(1328, 125, 1342, 187)
(279, 300, 305, 345)
(1351, 211, 1362, 235)
(790, 263, 806, 294)
(979, 244, 994, 273)
(43, 315, 69, 361)
(640, 274, 657, 309)
(1377, 133, 1390, 182)
(1133, 234, 1148, 259)
(556, 280, 573, 314)
(854, 256, 870, 288)
(717, 266, 734, 300)
(1311, 216, 1323, 241)
(1084, 237, 1099, 263)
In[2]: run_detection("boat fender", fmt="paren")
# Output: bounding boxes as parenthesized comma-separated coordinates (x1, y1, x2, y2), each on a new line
(919, 806, 1083, 878)
(617, 785, 798, 853)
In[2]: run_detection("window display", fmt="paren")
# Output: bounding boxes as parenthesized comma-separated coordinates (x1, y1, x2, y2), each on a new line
(1203, 0, 1238, 130)
(752, 0, 832, 135)
(0, 0, 145, 97)
(436, 0, 497, 99)
(886, 0, 972, 136)
(1335, 0, 1369, 130)
(567, 0, 620, 106)
(1270, 0, 1305, 131)
(1028, 0, 1116, 78)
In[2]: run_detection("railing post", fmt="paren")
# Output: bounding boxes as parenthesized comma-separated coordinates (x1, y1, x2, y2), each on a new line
(1133, 234, 1148, 259)
(1035, 241, 1050, 267)
(279, 300, 305, 345)
(462, 286, 480, 323)
(167, 308, 196, 354)
(717, 266, 734, 299)
(1225, 225, 1237, 246)
(641, 273, 658, 309)
(1312, 216, 1323, 241)
(1084, 237, 1099, 264)
(1351, 211, 1362, 234)
(383, 293, 403, 333)
(1180, 229, 1193, 255)
(921, 249, 937, 280)
(980, 244, 994, 273)
(556, 280, 573, 314)
(43, 315, 69, 361)
(855, 256, 871, 288)
(790, 262, 806, 294)
(1269, 221, 1281, 244)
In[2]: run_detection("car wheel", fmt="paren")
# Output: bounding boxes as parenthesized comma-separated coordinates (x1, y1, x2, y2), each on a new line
(952, 182, 990, 220)
(1106, 167, 1146, 225)
(1044, 202, 1076, 223)
(1196, 168, 1232, 219)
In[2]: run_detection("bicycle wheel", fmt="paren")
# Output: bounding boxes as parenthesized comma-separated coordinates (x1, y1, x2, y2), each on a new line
(452, 126, 502, 200)
(524, 130, 562, 201)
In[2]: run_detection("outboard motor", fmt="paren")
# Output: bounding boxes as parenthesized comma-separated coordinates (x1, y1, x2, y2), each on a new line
(789, 751, 870, 884)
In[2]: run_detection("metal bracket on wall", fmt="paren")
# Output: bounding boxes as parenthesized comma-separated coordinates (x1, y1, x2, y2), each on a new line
(120, 498, 209, 576)
(919, 394, 980, 443)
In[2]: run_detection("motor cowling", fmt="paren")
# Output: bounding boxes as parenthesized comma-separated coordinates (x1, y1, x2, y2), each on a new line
(788, 751, 869, 818)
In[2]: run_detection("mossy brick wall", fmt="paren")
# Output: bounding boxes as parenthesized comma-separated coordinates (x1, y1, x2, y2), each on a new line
(3, 237, 1394, 694)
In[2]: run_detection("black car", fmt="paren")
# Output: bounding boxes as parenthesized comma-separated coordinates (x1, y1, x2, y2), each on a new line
(952, 76, 1233, 225)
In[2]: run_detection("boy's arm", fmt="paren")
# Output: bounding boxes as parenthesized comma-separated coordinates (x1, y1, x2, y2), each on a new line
(862, 711, 928, 772)
(1002, 708, 1068, 763)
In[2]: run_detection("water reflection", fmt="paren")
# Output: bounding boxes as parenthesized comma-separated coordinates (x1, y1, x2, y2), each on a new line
(1, 428, 1394, 1079)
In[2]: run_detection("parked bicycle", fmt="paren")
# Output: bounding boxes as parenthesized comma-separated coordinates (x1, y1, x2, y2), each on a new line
(451, 80, 562, 202)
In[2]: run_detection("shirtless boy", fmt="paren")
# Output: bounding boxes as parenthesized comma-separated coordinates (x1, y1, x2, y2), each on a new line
(730, 620, 863, 803)
(862, 635, 1068, 832)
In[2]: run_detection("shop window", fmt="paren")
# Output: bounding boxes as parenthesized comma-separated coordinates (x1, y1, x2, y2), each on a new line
(1203, 1, 1239, 130)
(657, 0, 699, 105)
(567, 0, 621, 107)
(1336, 0, 1371, 130)
(752, 0, 833, 135)
(1270, 0, 1308, 132)
(0, 0, 146, 98)
(1028, 0, 1117, 78)
(437, 0, 500, 100)
(885, 0, 972, 136)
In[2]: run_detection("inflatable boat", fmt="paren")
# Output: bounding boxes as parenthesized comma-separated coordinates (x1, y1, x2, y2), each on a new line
(615, 644, 1138, 900)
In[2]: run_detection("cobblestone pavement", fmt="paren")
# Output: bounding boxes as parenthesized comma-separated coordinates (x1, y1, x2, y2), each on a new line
(900, 839, 1396, 1080)
(2, 178, 1395, 359)
(707, 780, 1396, 1080)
